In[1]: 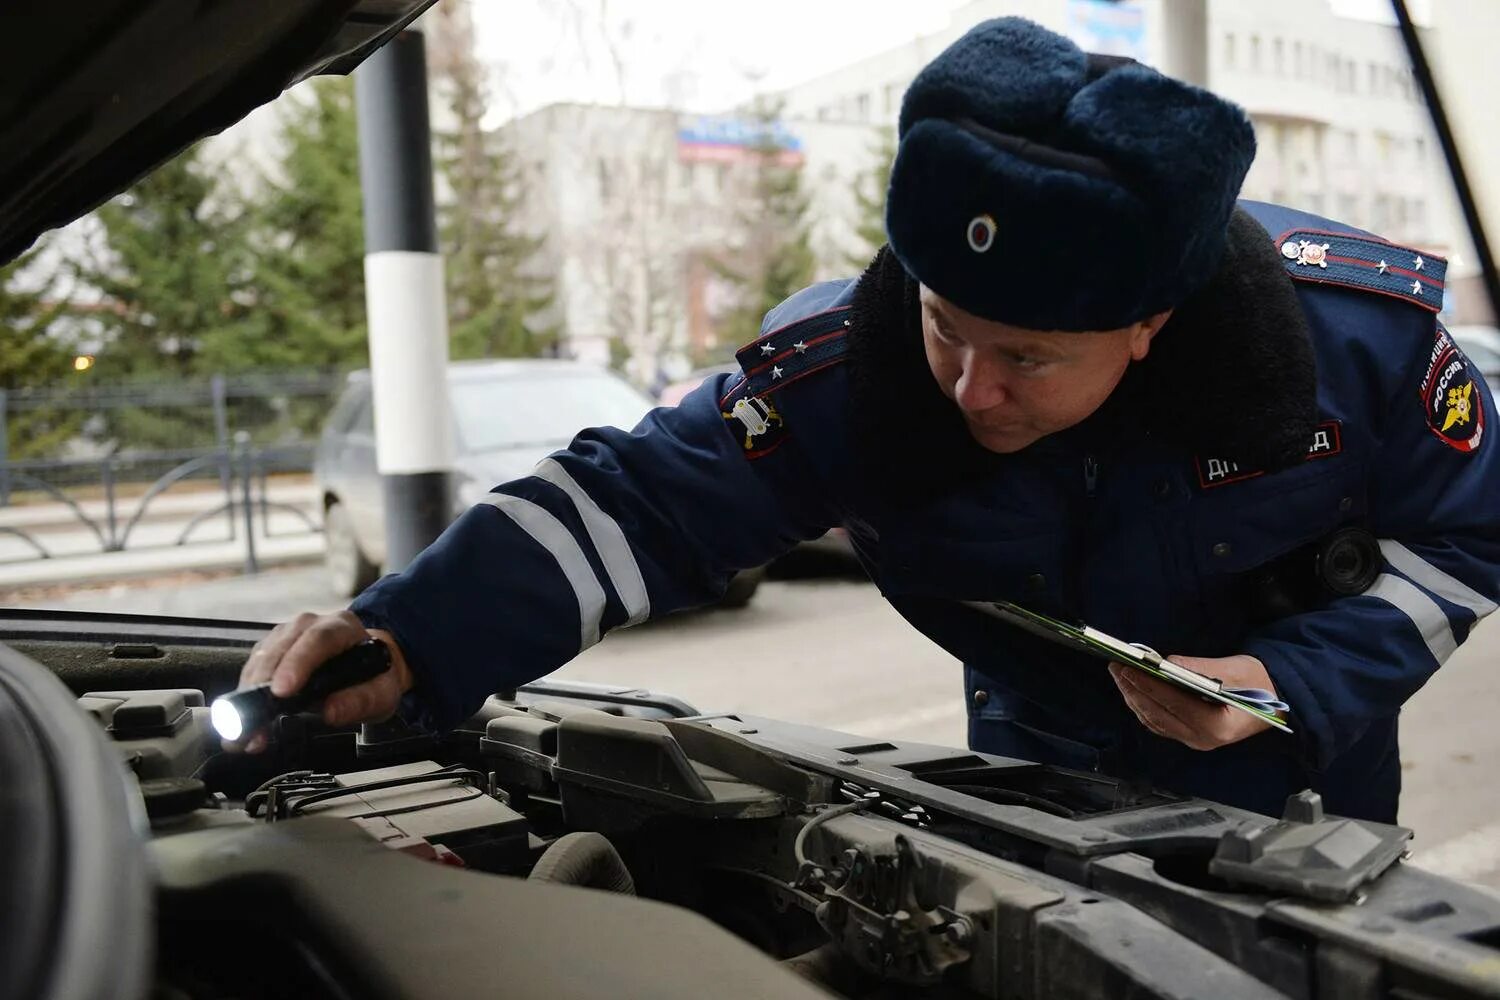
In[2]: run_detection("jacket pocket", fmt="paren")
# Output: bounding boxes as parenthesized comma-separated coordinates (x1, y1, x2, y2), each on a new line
(1189, 461, 1366, 578)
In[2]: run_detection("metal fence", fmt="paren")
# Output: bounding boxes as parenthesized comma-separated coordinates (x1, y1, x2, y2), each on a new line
(0, 371, 345, 568)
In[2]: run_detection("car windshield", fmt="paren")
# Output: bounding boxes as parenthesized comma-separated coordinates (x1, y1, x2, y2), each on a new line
(449, 371, 654, 452)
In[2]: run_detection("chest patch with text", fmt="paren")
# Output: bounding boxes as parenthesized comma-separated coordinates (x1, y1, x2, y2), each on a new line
(1194, 421, 1343, 489)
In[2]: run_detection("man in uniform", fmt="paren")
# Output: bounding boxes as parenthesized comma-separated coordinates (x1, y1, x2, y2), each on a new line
(235, 18, 1500, 823)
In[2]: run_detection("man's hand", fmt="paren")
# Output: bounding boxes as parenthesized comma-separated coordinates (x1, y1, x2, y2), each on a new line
(1109, 653, 1276, 751)
(226, 610, 414, 753)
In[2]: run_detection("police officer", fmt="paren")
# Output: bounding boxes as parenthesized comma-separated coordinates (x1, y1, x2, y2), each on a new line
(234, 18, 1500, 823)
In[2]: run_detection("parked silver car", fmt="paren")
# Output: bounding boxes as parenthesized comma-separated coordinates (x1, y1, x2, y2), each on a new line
(314, 358, 763, 605)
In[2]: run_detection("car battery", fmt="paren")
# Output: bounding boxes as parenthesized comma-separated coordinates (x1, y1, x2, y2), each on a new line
(296, 760, 530, 872)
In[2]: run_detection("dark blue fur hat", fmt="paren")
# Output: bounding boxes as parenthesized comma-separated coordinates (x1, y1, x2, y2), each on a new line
(885, 17, 1256, 331)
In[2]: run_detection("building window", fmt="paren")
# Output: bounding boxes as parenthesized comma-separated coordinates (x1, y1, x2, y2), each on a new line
(1259, 120, 1280, 161)
(1225, 32, 1237, 69)
(1273, 37, 1285, 75)
(1293, 41, 1304, 78)
(597, 158, 610, 199)
(1414, 136, 1426, 163)
(1368, 62, 1378, 95)
(855, 92, 871, 121)
(1250, 35, 1261, 71)
(884, 83, 899, 115)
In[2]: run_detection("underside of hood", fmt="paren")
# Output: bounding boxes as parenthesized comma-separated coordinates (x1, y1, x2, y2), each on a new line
(0, 0, 437, 264)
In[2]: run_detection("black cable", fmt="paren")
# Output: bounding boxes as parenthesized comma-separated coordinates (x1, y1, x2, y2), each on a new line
(244, 773, 338, 818)
(285, 769, 487, 817)
(793, 801, 869, 868)
(250, 770, 318, 796)
(1391, 0, 1500, 322)
(246, 781, 338, 819)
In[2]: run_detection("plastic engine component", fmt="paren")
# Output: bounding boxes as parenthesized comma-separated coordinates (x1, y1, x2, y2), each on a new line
(296, 761, 531, 872)
(140, 777, 210, 823)
(1211, 790, 1412, 902)
(80, 688, 219, 780)
(552, 711, 787, 828)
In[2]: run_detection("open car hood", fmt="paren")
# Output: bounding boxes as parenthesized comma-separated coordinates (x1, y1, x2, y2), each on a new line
(0, 0, 437, 265)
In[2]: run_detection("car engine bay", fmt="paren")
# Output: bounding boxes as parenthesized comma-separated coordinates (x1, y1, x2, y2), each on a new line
(7, 610, 1500, 1000)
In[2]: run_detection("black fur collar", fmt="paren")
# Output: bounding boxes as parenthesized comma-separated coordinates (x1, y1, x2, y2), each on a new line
(844, 209, 1319, 505)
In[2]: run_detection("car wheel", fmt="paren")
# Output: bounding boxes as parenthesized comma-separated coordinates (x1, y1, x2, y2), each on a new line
(325, 500, 379, 598)
(720, 567, 765, 609)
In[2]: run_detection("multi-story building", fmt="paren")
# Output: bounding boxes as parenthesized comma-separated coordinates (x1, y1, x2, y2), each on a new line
(501, 104, 884, 381)
(777, 0, 1486, 321)
(506, 0, 1492, 375)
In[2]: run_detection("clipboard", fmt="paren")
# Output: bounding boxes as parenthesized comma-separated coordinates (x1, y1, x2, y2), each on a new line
(963, 600, 1293, 734)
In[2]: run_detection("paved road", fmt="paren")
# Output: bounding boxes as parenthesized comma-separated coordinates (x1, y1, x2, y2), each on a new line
(17, 565, 1500, 889)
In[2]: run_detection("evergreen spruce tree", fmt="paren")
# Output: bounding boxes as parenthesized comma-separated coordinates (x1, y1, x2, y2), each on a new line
(79, 143, 249, 380)
(73, 142, 252, 449)
(239, 76, 369, 372)
(710, 98, 816, 358)
(435, 20, 558, 360)
(846, 125, 897, 270)
(0, 243, 85, 460)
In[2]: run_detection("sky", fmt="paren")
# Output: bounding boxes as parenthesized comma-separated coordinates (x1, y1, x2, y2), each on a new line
(469, 0, 1433, 126)
(469, 0, 969, 124)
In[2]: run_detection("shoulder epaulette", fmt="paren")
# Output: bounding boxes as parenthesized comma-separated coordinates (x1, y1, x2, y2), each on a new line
(1274, 227, 1446, 313)
(730, 305, 852, 398)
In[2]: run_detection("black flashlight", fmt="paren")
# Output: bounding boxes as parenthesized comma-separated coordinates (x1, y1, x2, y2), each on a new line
(211, 638, 391, 742)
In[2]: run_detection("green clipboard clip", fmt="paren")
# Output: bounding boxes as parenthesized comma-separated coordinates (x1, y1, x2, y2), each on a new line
(963, 600, 1293, 735)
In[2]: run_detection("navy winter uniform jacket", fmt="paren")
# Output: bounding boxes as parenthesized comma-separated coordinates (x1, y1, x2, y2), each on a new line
(353, 202, 1500, 823)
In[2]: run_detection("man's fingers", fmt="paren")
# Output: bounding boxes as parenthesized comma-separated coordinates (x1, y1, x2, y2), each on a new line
(267, 610, 367, 698)
(322, 674, 399, 728)
(1110, 664, 1213, 749)
(1113, 663, 1213, 726)
(239, 612, 319, 687)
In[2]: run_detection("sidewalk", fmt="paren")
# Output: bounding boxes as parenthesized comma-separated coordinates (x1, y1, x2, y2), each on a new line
(0, 528, 324, 590)
(0, 480, 318, 531)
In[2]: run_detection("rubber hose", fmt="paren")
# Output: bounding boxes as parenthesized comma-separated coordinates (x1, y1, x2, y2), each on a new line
(528, 832, 637, 895)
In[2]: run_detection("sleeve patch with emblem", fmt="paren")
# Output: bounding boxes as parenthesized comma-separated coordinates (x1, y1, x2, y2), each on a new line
(1420, 327, 1485, 453)
(719, 377, 788, 459)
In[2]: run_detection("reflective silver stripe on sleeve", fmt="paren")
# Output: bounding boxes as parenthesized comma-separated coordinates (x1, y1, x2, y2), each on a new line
(1364, 573, 1457, 665)
(533, 457, 651, 626)
(477, 493, 605, 650)
(1378, 539, 1498, 620)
